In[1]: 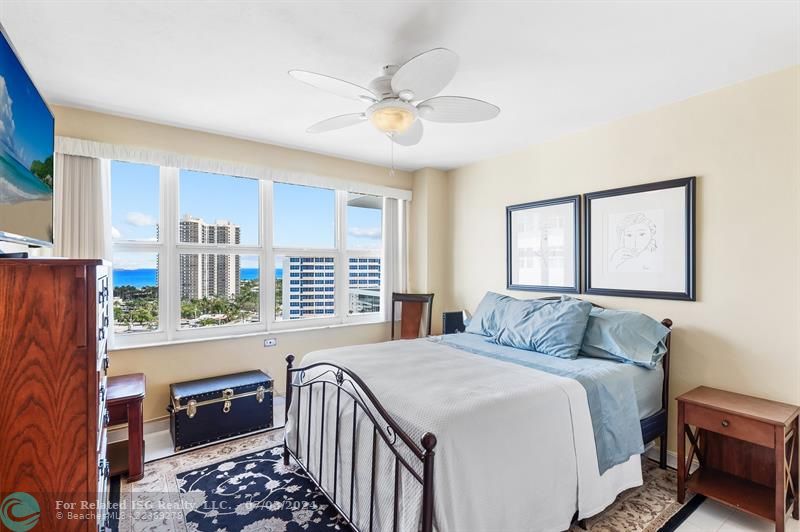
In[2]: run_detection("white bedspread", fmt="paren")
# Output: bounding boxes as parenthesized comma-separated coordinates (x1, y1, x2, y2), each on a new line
(285, 339, 642, 532)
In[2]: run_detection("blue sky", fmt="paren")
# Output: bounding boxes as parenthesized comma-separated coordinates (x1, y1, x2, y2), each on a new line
(0, 31, 53, 168)
(111, 162, 382, 270)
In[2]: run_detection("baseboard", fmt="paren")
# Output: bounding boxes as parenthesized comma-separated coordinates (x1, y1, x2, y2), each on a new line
(645, 444, 699, 473)
(108, 416, 170, 444)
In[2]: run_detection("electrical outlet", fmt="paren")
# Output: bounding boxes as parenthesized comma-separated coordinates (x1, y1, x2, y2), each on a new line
(264, 337, 278, 348)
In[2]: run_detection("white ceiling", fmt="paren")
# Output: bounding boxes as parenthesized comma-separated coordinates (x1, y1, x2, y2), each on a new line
(1, 1, 797, 171)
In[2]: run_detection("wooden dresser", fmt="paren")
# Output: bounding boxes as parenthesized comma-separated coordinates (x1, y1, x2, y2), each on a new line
(0, 259, 111, 531)
(677, 386, 799, 532)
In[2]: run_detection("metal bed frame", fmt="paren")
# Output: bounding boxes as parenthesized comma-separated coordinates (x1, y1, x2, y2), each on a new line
(282, 356, 436, 532)
(283, 307, 673, 532)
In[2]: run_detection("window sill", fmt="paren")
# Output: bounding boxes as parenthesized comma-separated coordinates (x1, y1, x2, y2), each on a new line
(111, 318, 390, 351)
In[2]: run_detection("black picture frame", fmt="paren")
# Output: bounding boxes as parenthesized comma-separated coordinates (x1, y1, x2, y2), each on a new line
(584, 176, 696, 301)
(506, 195, 581, 293)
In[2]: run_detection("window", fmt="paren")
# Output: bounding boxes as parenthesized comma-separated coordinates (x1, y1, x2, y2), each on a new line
(180, 170, 259, 246)
(176, 170, 262, 331)
(273, 183, 335, 249)
(179, 254, 260, 329)
(274, 255, 335, 321)
(346, 193, 382, 315)
(347, 193, 382, 250)
(110, 161, 161, 338)
(112, 252, 159, 335)
(272, 184, 338, 324)
(111, 162, 160, 242)
(110, 163, 399, 347)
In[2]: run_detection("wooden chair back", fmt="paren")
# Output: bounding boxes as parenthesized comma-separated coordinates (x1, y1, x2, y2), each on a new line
(391, 292, 435, 340)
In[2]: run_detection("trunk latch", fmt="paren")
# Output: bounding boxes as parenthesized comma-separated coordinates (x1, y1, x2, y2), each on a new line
(222, 388, 234, 413)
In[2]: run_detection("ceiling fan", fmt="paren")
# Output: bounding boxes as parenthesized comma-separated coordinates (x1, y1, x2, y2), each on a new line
(289, 48, 500, 146)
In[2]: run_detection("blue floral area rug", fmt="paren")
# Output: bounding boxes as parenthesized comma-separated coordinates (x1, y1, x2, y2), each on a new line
(176, 445, 351, 531)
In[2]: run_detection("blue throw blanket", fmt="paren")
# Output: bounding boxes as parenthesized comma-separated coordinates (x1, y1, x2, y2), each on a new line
(429, 333, 645, 474)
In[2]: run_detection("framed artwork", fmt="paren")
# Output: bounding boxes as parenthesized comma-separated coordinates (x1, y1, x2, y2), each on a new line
(506, 195, 580, 293)
(584, 176, 696, 300)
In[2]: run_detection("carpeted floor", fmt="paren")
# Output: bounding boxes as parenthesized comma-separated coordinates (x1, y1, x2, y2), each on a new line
(112, 428, 700, 532)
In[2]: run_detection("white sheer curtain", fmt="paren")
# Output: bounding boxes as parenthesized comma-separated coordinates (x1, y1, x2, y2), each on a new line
(53, 153, 111, 259)
(380, 197, 408, 321)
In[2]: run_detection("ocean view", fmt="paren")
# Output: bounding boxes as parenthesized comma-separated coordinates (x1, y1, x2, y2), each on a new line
(0, 147, 52, 204)
(113, 267, 280, 288)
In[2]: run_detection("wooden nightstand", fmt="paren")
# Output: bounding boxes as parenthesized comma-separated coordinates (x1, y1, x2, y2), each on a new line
(677, 386, 799, 531)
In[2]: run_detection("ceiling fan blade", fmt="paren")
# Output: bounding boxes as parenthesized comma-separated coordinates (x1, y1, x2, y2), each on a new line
(416, 96, 500, 123)
(390, 119, 423, 146)
(289, 70, 376, 101)
(390, 48, 459, 101)
(307, 113, 366, 133)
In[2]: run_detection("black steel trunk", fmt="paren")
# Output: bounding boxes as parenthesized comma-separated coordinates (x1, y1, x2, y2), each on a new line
(167, 370, 273, 451)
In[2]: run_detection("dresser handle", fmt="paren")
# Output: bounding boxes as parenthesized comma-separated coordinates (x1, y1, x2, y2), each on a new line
(721, 419, 730, 428)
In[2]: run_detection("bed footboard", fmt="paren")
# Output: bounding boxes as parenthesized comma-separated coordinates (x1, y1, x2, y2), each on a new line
(282, 354, 437, 532)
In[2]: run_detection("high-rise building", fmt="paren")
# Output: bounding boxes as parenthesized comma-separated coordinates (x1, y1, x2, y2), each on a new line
(348, 257, 380, 314)
(282, 257, 336, 319)
(280, 256, 380, 319)
(179, 215, 241, 300)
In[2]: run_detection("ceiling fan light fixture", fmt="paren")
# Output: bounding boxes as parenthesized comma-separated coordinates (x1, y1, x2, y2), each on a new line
(367, 99, 417, 134)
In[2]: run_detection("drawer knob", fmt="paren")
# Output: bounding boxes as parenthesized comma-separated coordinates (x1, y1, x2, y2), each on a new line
(721, 419, 730, 428)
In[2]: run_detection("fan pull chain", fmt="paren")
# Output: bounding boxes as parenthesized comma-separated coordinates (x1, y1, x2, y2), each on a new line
(389, 134, 396, 177)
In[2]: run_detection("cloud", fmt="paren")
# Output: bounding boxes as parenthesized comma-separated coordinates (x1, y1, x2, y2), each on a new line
(0, 75, 24, 163)
(125, 212, 157, 227)
(111, 226, 122, 239)
(348, 227, 381, 239)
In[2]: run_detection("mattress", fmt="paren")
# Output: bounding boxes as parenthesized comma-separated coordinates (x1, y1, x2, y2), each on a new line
(630, 360, 664, 419)
(438, 332, 665, 419)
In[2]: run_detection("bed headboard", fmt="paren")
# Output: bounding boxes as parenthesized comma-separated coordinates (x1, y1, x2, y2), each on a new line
(659, 318, 673, 411)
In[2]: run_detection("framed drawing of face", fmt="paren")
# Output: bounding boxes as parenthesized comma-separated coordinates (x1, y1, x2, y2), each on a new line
(584, 177, 696, 300)
(506, 195, 580, 293)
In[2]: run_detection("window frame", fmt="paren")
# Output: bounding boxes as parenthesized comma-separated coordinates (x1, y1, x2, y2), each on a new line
(111, 168, 386, 349)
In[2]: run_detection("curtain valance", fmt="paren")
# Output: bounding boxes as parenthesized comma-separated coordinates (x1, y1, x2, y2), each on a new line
(55, 136, 413, 201)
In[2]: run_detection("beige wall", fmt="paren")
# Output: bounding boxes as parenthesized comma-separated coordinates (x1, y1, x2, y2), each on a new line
(447, 66, 800, 451)
(52, 106, 413, 422)
(409, 168, 451, 333)
(111, 323, 392, 421)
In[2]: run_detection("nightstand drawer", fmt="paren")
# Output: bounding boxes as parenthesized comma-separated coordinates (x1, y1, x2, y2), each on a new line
(684, 403, 774, 448)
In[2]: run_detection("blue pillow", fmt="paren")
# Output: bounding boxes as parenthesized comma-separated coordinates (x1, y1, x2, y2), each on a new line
(464, 292, 516, 337)
(580, 307, 670, 369)
(492, 296, 593, 359)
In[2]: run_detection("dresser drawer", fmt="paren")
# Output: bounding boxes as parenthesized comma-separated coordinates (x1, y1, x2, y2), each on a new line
(684, 403, 775, 448)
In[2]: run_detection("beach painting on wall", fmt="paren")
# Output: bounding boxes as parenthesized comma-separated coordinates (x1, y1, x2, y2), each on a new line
(0, 26, 54, 245)
(584, 177, 696, 300)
